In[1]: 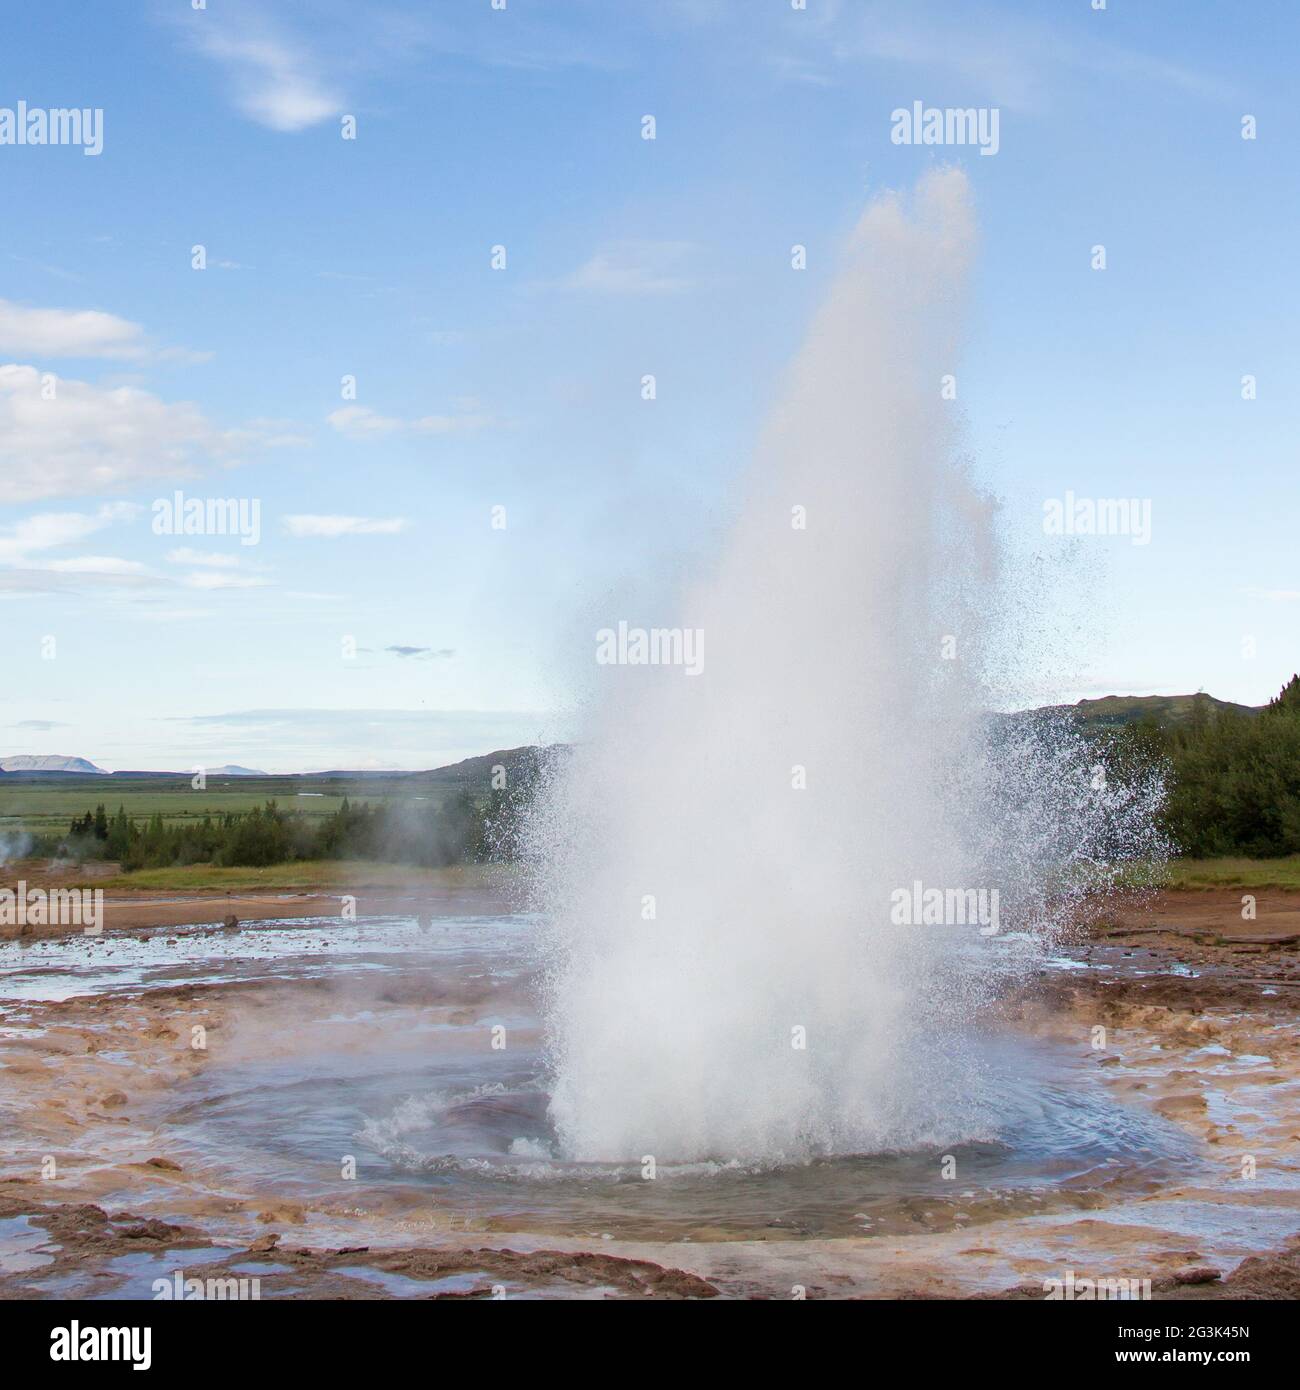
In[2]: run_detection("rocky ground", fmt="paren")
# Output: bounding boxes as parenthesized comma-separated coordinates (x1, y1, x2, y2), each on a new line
(1, 881, 1297, 1299)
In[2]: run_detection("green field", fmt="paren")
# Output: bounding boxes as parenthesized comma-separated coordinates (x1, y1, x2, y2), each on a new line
(1160, 855, 1300, 891)
(80, 856, 1300, 896)
(80, 861, 514, 893)
(0, 775, 459, 838)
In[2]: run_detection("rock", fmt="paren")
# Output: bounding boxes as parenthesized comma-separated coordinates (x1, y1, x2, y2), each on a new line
(145, 1157, 183, 1172)
(1153, 1092, 1207, 1119)
(1172, 1266, 1221, 1285)
(100, 1091, 128, 1108)
(116, 1218, 185, 1241)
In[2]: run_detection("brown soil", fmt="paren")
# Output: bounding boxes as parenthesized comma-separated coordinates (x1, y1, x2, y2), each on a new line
(1093, 887, 1300, 949)
(0, 859, 513, 941)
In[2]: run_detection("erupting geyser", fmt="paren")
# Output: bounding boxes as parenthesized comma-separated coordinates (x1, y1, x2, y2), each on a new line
(528, 170, 1168, 1166)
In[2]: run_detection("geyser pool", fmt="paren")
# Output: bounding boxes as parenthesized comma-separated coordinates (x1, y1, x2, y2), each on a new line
(115, 914, 1190, 1243)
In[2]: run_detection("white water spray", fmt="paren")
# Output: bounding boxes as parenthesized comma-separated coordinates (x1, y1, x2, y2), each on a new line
(529, 170, 1166, 1166)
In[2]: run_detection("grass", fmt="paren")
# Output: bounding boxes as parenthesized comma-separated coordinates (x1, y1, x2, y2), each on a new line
(1161, 855, 1300, 891)
(71, 861, 515, 894)
(1075, 855, 1300, 894)
(0, 785, 460, 838)
(38, 850, 1300, 897)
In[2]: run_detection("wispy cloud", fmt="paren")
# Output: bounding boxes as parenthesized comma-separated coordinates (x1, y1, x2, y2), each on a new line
(174, 0, 627, 141)
(164, 547, 272, 590)
(385, 645, 455, 660)
(0, 504, 174, 597)
(284, 514, 407, 538)
(839, 0, 1235, 109)
(325, 404, 492, 439)
(7, 253, 83, 285)
(0, 503, 138, 564)
(42, 556, 148, 576)
(166, 548, 246, 569)
(195, 25, 343, 132)
(182, 570, 271, 590)
(562, 240, 694, 295)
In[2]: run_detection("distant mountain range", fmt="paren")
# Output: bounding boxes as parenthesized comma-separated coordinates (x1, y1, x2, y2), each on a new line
(0, 699, 1265, 781)
(0, 755, 107, 775)
(0, 745, 546, 784)
(0, 756, 267, 777)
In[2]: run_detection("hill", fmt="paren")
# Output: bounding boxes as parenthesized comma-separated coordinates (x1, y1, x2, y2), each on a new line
(0, 755, 106, 775)
(407, 745, 555, 788)
(1038, 693, 1259, 732)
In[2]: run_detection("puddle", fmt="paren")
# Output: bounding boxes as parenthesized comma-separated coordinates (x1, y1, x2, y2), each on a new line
(335, 1265, 497, 1297)
(1047, 1197, 1300, 1248)
(0, 914, 539, 1003)
(0, 1215, 54, 1275)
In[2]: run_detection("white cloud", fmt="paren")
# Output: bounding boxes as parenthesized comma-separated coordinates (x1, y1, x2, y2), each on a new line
(563, 241, 694, 295)
(0, 503, 138, 564)
(284, 514, 407, 538)
(183, 571, 271, 590)
(0, 365, 235, 502)
(0, 503, 154, 589)
(0, 300, 147, 359)
(325, 405, 403, 437)
(166, 548, 244, 569)
(0, 299, 205, 363)
(43, 556, 147, 576)
(325, 404, 491, 439)
(166, 548, 271, 589)
(197, 29, 342, 132)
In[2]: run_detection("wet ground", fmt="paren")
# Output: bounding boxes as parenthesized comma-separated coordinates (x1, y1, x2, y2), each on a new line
(1, 903, 1298, 1298)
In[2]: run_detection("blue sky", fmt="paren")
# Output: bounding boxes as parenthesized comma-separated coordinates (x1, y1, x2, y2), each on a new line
(1, 0, 1296, 771)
